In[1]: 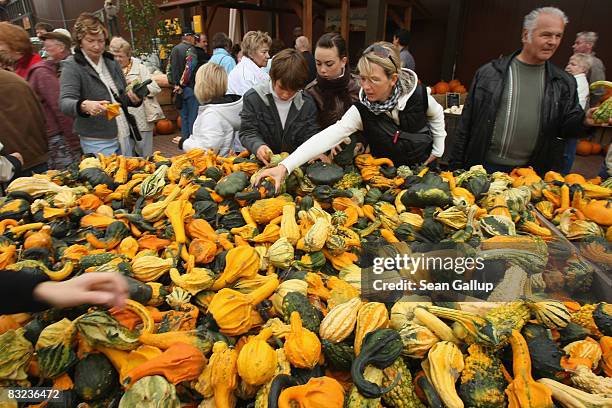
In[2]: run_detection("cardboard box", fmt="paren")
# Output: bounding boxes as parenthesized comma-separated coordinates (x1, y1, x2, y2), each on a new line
(157, 87, 173, 106)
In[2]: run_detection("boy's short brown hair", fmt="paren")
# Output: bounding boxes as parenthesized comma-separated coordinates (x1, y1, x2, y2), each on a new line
(269, 48, 308, 91)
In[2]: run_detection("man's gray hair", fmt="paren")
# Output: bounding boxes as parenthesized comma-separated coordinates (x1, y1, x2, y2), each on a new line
(577, 31, 598, 45)
(523, 7, 568, 42)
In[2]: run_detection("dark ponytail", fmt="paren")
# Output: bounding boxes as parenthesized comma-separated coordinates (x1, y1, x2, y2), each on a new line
(315, 32, 347, 58)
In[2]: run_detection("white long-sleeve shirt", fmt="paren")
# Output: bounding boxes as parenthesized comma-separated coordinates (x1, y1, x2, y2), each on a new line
(280, 72, 446, 174)
(227, 56, 270, 96)
(574, 73, 589, 110)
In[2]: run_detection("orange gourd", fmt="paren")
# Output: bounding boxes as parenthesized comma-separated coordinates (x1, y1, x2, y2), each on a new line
(23, 225, 53, 250)
(565, 173, 587, 185)
(155, 119, 175, 135)
(137, 234, 172, 251)
(284, 312, 322, 369)
(600, 336, 612, 377)
(278, 376, 345, 408)
(576, 140, 592, 156)
(189, 238, 217, 264)
(434, 81, 450, 94)
(122, 342, 206, 387)
(77, 194, 103, 210)
(591, 143, 602, 155)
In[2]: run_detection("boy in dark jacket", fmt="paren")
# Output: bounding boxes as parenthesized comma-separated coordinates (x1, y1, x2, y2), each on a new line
(239, 48, 320, 164)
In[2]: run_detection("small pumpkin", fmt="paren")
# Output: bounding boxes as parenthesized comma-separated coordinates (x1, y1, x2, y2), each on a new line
(277, 376, 345, 408)
(284, 311, 322, 369)
(237, 328, 278, 385)
(155, 119, 175, 135)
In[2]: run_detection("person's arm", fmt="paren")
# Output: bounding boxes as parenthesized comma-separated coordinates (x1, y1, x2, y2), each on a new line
(140, 62, 161, 96)
(0, 270, 50, 314)
(294, 97, 320, 146)
(238, 93, 270, 155)
(59, 61, 88, 118)
(448, 70, 480, 169)
(0, 151, 22, 182)
(425, 89, 447, 158)
(280, 105, 363, 174)
(560, 75, 586, 140)
(183, 109, 225, 153)
(30, 68, 69, 136)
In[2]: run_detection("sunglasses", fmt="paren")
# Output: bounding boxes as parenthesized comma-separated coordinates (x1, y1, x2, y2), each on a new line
(363, 44, 397, 70)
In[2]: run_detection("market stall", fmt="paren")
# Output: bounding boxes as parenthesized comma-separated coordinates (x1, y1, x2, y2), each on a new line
(0, 148, 610, 407)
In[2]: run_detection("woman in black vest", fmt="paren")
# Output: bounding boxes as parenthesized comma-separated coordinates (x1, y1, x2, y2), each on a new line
(254, 41, 446, 191)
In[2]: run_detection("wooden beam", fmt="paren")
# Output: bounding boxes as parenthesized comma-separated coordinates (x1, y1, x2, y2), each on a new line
(404, 5, 412, 30)
(204, 6, 218, 36)
(365, 0, 386, 44)
(340, 0, 349, 42)
(303, 0, 313, 44)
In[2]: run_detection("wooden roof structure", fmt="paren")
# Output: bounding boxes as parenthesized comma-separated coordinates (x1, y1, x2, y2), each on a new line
(157, 0, 432, 45)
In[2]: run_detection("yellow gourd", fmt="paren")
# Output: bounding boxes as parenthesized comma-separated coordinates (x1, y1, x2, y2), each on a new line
(237, 328, 278, 385)
(284, 312, 321, 369)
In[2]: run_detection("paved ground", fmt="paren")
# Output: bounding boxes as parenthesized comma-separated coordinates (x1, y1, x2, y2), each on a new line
(153, 132, 606, 178)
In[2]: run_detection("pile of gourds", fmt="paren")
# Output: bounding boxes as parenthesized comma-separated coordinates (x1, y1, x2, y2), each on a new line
(0, 148, 611, 407)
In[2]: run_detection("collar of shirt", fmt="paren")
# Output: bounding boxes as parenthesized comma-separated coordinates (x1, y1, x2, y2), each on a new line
(83, 52, 106, 76)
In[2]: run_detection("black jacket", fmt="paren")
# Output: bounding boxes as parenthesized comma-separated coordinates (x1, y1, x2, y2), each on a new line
(0, 270, 50, 314)
(239, 81, 320, 155)
(449, 51, 585, 173)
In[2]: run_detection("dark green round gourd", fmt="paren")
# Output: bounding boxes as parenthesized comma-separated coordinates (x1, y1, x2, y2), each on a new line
(194, 186, 213, 202)
(204, 166, 224, 181)
(192, 200, 218, 222)
(350, 328, 403, 398)
(125, 276, 153, 304)
(6, 191, 34, 203)
(379, 189, 397, 203)
(74, 353, 118, 401)
(380, 165, 397, 179)
(365, 188, 383, 205)
(282, 292, 321, 331)
(415, 371, 444, 408)
(593, 303, 612, 336)
(332, 136, 357, 167)
(354, 217, 370, 230)
(219, 210, 246, 230)
(558, 322, 590, 346)
(0, 198, 30, 221)
(522, 324, 565, 381)
(305, 162, 344, 186)
(78, 167, 114, 188)
(299, 195, 315, 212)
(214, 171, 249, 197)
(394, 223, 416, 241)
(322, 339, 354, 371)
(23, 318, 47, 345)
(194, 178, 217, 190)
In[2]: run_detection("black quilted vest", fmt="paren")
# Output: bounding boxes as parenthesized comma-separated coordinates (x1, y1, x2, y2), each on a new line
(355, 84, 432, 166)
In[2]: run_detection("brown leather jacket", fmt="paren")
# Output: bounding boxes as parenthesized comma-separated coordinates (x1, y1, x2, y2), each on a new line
(0, 70, 48, 171)
(305, 68, 361, 129)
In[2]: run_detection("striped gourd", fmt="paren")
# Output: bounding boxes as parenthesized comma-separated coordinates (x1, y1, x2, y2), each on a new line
(319, 297, 362, 343)
(528, 300, 571, 329)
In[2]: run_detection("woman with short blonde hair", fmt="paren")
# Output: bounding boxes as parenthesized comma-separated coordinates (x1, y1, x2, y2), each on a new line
(254, 41, 446, 189)
(60, 13, 142, 157)
(183, 62, 244, 156)
(109, 36, 162, 157)
(227, 31, 272, 95)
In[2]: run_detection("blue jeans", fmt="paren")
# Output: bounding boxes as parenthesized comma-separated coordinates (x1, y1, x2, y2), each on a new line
(562, 138, 577, 175)
(180, 86, 200, 142)
(80, 137, 121, 156)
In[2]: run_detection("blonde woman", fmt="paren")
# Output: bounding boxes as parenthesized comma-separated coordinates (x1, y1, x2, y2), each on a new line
(182, 62, 243, 156)
(254, 41, 446, 191)
(59, 13, 141, 156)
(109, 37, 162, 157)
(227, 31, 271, 95)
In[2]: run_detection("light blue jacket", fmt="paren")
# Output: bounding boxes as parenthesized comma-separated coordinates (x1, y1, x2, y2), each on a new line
(209, 48, 236, 74)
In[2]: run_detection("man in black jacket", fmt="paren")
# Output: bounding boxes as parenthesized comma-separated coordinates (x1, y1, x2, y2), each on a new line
(449, 6, 584, 174)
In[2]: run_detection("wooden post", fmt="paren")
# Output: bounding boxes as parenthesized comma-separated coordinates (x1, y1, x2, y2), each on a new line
(441, 0, 464, 81)
(404, 5, 412, 30)
(341, 0, 349, 42)
(365, 0, 386, 45)
(303, 0, 313, 44)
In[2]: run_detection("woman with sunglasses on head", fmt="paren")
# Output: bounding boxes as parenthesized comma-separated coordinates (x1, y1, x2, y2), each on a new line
(254, 41, 446, 191)
(304, 33, 364, 160)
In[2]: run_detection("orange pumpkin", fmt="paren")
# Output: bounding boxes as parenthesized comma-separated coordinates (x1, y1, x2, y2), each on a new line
(448, 79, 461, 89)
(155, 119, 175, 135)
(453, 85, 467, 93)
(434, 81, 450, 94)
(591, 143, 602, 155)
(576, 139, 592, 156)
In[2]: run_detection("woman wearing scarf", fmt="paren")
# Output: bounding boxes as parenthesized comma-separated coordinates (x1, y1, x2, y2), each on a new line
(254, 41, 446, 190)
(305, 33, 364, 162)
(60, 13, 141, 156)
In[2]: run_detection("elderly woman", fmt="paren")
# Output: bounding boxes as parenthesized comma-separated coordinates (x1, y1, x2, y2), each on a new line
(60, 13, 141, 156)
(227, 31, 271, 95)
(182, 63, 243, 156)
(254, 41, 446, 191)
(0, 22, 76, 171)
(109, 37, 162, 157)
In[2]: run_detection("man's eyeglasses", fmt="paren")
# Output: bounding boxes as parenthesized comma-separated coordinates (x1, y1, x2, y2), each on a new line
(363, 44, 397, 71)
